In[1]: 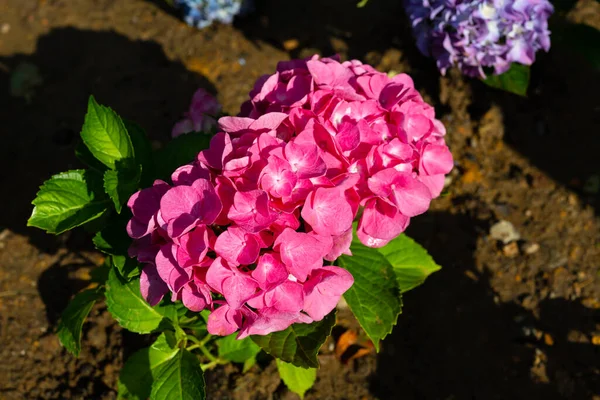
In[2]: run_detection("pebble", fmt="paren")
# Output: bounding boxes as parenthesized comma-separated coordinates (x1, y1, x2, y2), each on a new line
(523, 242, 540, 255)
(1, 23, 10, 34)
(490, 220, 520, 244)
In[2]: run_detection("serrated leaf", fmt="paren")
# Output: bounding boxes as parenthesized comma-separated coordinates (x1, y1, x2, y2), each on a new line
(338, 234, 402, 351)
(482, 63, 530, 96)
(150, 348, 206, 400)
(251, 311, 336, 368)
(105, 268, 171, 334)
(378, 234, 441, 293)
(111, 255, 141, 281)
(155, 132, 211, 181)
(217, 334, 261, 363)
(93, 222, 131, 256)
(56, 286, 103, 357)
(103, 164, 141, 213)
(75, 141, 108, 173)
(276, 359, 317, 399)
(118, 333, 178, 400)
(81, 95, 133, 169)
(124, 120, 154, 187)
(28, 169, 110, 234)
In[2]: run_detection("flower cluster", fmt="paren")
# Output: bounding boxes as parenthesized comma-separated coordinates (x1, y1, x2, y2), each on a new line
(404, 0, 553, 78)
(127, 55, 453, 338)
(172, 88, 221, 137)
(173, 0, 251, 29)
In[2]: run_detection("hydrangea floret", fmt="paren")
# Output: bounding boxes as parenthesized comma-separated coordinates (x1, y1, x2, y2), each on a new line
(404, 0, 554, 77)
(127, 55, 453, 339)
(172, 88, 221, 137)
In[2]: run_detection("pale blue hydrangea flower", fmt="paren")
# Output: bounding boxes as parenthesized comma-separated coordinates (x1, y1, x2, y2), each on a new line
(174, 0, 252, 29)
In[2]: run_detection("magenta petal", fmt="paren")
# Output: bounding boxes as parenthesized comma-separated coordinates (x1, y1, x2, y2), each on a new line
(252, 253, 288, 290)
(181, 282, 211, 312)
(324, 228, 353, 261)
(420, 144, 453, 176)
(389, 174, 432, 217)
(228, 190, 277, 233)
(274, 228, 333, 281)
(264, 281, 304, 313)
(214, 226, 260, 266)
(207, 304, 243, 336)
(237, 307, 301, 338)
(418, 174, 446, 198)
(303, 266, 354, 321)
(155, 244, 191, 293)
(223, 273, 259, 310)
(301, 187, 354, 237)
(140, 264, 169, 306)
(359, 198, 409, 243)
(206, 257, 232, 294)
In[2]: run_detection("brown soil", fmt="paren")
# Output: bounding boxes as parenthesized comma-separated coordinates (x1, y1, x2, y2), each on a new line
(0, 0, 598, 399)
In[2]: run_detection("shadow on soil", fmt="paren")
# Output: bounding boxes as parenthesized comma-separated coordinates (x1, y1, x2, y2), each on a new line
(0, 27, 216, 254)
(372, 210, 600, 399)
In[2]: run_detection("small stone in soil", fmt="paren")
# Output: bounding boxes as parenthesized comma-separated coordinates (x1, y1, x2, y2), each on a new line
(523, 242, 540, 255)
(490, 220, 520, 244)
(503, 242, 520, 258)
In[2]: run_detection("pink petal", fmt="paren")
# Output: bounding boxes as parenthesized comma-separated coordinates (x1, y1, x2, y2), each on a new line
(214, 226, 260, 266)
(274, 229, 333, 282)
(252, 253, 288, 289)
(303, 266, 354, 320)
(301, 187, 354, 237)
(155, 244, 191, 293)
(140, 264, 169, 306)
(228, 190, 277, 233)
(420, 144, 453, 175)
(324, 228, 353, 261)
(207, 304, 245, 336)
(359, 198, 409, 244)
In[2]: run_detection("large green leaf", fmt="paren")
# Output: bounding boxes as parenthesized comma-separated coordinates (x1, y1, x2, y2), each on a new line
(338, 236, 402, 351)
(80, 95, 133, 169)
(56, 286, 103, 357)
(103, 164, 141, 213)
(93, 221, 131, 256)
(251, 311, 336, 368)
(155, 132, 211, 181)
(124, 120, 154, 187)
(150, 348, 206, 400)
(217, 334, 261, 363)
(482, 63, 530, 96)
(28, 169, 110, 234)
(105, 268, 171, 333)
(378, 234, 441, 293)
(276, 360, 317, 399)
(118, 333, 179, 400)
(75, 140, 108, 174)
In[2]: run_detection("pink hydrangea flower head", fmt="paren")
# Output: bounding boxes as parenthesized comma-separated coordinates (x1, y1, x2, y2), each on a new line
(126, 55, 452, 339)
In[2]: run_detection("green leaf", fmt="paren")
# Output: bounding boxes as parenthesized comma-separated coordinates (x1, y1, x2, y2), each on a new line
(251, 311, 336, 368)
(276, 359, 317, 399)
(105, 268, 170, 333)
(155, 132, 211, 181)
(482, 63, 530, 96)
(217, 334, 261, 363)
(75, 141, 108, 173)
(93, 222, 131, 256)
(124, 120, 154, 187)
(378, 234, 441, 293)
(357, 0, 369, 6)
(80, 95, 134, 169)
(56, 286, 103, 357)
(150, 348, 206, 400)
(118, 332, 179, 400)
(28, 169, 110, 234)
(111, 255, 141, 281)
(338, 234, 402, 351)
(103, 164, 141, 213)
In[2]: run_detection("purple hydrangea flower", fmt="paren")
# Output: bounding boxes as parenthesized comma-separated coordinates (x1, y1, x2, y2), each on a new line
(405, 0, 554, 78)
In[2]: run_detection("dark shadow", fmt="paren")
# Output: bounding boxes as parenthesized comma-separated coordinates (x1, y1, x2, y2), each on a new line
(469, 40, 600, 214)
(234, 0, 442, 102)
(0, 27, 216, 253)
(372, 209, 599, 399)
